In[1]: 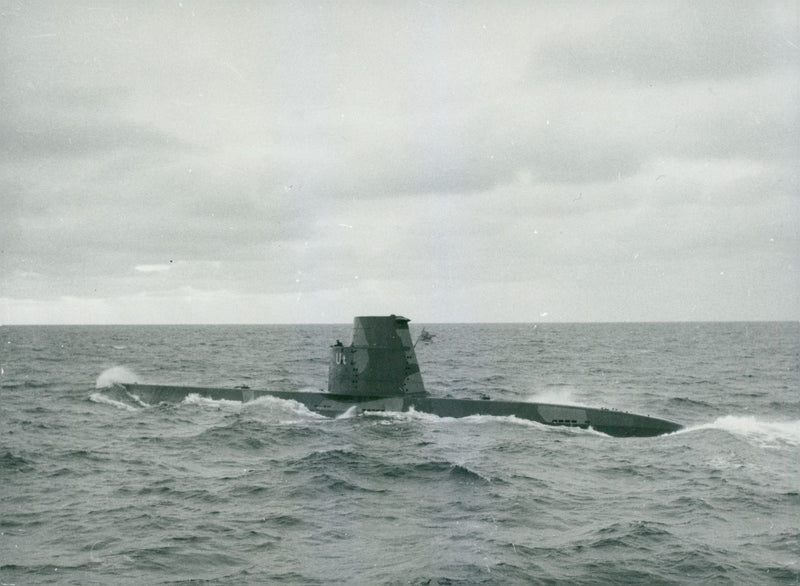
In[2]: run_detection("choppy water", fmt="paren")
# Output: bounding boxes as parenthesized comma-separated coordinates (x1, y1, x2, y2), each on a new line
(1, 322, 798, 584)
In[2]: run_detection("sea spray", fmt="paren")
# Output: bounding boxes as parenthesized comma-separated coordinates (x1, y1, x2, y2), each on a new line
(335, 406, 361, 419)
(96, 366, 139, 389)
(524, 388, 582, 406)
(681, 415, 800, 448)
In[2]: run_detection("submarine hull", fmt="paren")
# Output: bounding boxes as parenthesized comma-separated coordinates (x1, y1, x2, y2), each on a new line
(113, 316, 682, 438)
(119, 383, 681, 438)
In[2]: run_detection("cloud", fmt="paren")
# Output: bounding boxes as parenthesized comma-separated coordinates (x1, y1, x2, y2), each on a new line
(135, 264, 171, 273)
(1, 1, 798, 323)
(529, 2, 797, 82)
(2, 118, 181, 161)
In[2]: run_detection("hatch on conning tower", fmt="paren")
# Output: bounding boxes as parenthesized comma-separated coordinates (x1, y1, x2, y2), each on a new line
(327, 314, 426, 397)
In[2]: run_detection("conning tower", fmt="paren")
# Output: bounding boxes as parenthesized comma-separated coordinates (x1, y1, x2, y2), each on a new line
(328, 315, 426, 397)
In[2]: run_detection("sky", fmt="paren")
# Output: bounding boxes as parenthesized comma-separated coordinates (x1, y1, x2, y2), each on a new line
(1, 1, 798, 324)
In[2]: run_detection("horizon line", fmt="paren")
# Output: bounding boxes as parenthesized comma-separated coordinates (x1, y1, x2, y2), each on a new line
(3, 319, 798, 327)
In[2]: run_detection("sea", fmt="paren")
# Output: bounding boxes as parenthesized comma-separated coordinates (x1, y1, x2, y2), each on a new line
(1, 322, 798, 585)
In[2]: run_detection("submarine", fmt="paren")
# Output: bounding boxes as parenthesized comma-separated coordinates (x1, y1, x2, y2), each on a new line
(119, 315, 682, 437)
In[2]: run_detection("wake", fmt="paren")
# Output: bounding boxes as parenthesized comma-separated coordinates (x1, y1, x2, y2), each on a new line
(678, 415, 800, 448)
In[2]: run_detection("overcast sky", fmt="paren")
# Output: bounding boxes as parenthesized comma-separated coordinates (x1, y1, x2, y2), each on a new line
(2, 1, 798, 324)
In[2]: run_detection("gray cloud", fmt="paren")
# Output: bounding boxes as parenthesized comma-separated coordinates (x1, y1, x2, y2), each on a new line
(529, 2, 796, 82)
(2, 119, 182, 160)
(2, 1, 797, 323)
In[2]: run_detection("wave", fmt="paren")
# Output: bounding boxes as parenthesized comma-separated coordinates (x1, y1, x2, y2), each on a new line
(181, 393, 243, 409)
(182, 393, 328, 422)
(244, 395, 329, 421)
(384, 459, 500, 485)
(89, 391, 140, 411)
(366, 407, 612, 437)
(669, 396, 714, 408)
(0, 451, 34, 473)
(95, 366, 139, 389)
(679, 415, 800, 448)
(90, 382, 152, 410)
(90, 386, 328, 423)
(0, 380, 51, 389)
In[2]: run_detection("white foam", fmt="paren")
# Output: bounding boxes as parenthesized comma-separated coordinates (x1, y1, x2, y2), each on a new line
(179, 393, 328, 422)
(403, 406, 451, 423)
(245, 395, 328, 420)
(680, 415, 800, 448)
(372, 408, 590, 433)
(89, 392, 138, 411)
(357, 406, 443, 424)
(335, 406, 361, 419)
(181, 393, 242, 409)
(95, 366, 139, 389)
(471, 414, 606, 435)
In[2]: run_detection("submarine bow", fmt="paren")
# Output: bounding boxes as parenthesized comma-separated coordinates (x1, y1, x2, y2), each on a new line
(118, 314, 682, 438)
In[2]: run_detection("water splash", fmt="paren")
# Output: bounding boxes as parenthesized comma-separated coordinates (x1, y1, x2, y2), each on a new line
(182, 393, 242, 409)
(95, 366, 139, 389)
(179, 393, 328, 422)
(681, 416, 800, 448)
(524, 388, 583, 406)
(335, 406, 361, 419)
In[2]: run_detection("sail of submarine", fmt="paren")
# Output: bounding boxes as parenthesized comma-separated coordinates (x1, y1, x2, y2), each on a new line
(120, 315, 682, 437)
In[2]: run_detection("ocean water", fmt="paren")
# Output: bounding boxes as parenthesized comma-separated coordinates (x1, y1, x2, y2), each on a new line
(1, 322, 798, 585)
